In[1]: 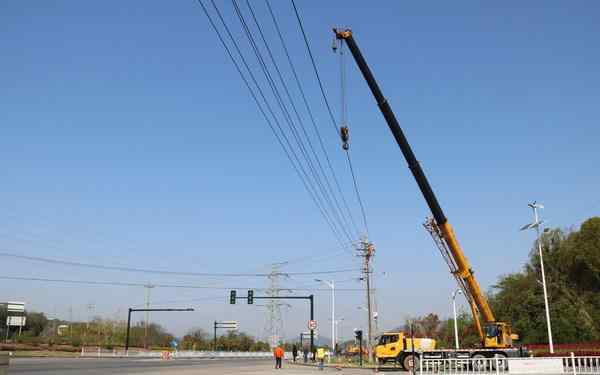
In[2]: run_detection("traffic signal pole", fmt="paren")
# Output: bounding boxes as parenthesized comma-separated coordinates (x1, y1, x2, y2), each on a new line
(231, 291, 315, 356)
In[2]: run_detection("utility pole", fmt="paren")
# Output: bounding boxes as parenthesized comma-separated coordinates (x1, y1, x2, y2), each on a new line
(143, 284, 155, 350)
(85, 303, 95, 346)
(357, 237, 375, 363)
(69, 306, 73, 338)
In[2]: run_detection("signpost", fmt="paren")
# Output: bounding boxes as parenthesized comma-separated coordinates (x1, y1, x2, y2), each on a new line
(3, 301, 26, 342)
(308, 320, 317, 331)
(6, 317, 26, 327)
(6, 302, 25, 313)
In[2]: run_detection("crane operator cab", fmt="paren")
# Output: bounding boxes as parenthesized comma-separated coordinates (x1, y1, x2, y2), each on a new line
(483, 322, 519, 348)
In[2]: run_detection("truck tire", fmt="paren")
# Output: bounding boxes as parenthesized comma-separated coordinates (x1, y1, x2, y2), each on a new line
(402, 353, 420, 371)
(471, 354, 488, 371)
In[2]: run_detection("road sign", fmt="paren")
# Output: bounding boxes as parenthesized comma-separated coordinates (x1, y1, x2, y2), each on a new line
(6, 302, 25, 313)
(6, 316, 26, 327)
(216, 320, 238, 330)
(308, 320, 317, 330)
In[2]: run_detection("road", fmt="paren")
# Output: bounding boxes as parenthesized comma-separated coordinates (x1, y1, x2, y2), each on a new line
(8, 358, 374, 374)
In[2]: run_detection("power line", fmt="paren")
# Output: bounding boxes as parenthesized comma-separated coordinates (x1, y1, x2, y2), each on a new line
(246, 0, 359, 240)
(197, 0, 350, 249)
(230, 0, 355, 243)
(291, 0, 370, 236)
(0, 275, 366, 291)
(264, 0, 361, 239)
(0, 251, 360, 277)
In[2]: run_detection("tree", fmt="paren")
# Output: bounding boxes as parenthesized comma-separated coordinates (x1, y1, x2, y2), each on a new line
(489, 217, 600, 344)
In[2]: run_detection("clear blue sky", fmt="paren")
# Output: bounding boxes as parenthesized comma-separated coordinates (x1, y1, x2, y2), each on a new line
(1, 1, 599, 340)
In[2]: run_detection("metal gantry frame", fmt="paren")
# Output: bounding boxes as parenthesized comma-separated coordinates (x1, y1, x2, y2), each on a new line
(235, 293, 315, 356)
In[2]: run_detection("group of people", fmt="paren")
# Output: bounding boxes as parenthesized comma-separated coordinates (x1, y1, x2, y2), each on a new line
(273, 344, 324, 369)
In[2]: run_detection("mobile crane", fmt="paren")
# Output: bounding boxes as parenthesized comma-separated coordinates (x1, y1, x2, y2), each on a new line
(334, 28, 524, 365)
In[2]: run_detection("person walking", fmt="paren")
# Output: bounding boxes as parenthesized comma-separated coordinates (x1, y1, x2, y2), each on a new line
(303, 347, 309, 363)
(274, 346, 284, 369)
(292, 344, 298, 363)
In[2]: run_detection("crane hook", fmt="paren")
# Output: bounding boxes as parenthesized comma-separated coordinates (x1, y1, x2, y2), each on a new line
(340, 126, 349, 150)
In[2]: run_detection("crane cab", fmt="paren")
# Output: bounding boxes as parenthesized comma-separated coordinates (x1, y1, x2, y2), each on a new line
(483, 322, 518, 348)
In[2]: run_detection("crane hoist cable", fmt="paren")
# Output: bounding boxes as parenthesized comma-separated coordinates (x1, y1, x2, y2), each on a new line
(334, 38, 350, 151)
(332, 35, 370, 236)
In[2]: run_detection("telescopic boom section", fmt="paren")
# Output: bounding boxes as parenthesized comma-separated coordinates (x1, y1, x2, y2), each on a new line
(334, 28, 495, 324)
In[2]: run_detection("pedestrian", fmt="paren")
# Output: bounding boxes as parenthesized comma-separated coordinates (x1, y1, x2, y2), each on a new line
(292, 344, 298, 363)
(303, 347, 309, 363)
(316, 347, 326, 371)
(274, 345, 284, 369)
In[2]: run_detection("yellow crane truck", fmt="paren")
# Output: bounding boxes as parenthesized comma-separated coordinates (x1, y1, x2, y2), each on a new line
(334, 28, 528, 369)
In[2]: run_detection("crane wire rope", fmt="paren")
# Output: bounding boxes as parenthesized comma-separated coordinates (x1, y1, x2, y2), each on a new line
(244, 0, 359, 240)
(264, 0, 361, 239)
(230, 0, 355, 243)
(291, 0, 370, 237)
(197, 0, 349, 249)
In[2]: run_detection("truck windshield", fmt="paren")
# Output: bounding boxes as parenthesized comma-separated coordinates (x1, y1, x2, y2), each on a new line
(378, 335, 399, 345)
(485, 325, 499, 337)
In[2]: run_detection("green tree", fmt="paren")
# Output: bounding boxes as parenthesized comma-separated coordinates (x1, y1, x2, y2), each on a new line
(489, 217, 600, 344)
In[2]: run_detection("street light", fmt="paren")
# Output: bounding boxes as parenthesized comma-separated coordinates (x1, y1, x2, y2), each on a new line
(520, 201, 554, 354)
(451, 289, 463, 349)
(315, 279, 335, 354)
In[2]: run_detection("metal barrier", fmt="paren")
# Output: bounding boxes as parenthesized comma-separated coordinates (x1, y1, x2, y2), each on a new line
(420, 355, 600, 375)
(420, 357, 509, 374)
(80, 347, 290, 359)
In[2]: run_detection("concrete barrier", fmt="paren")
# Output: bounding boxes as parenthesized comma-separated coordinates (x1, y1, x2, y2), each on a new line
(0, 352, 9, 375)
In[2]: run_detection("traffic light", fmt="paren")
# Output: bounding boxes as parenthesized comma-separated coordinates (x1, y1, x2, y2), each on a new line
(247, 290, 254, 304)
(354, 329, 363, 342)
(230, 290, 236, 304)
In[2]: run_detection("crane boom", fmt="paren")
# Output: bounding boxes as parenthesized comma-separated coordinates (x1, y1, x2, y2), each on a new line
(334, 29, 508, 345)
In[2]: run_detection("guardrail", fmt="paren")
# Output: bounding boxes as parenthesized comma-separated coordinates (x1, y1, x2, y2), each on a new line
(80, 347, 290, 359)
(420, 354, 600, 375)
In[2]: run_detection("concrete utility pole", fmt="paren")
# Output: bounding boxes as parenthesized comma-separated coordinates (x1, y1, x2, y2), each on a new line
(85, 303, 95, 345)
(357, 237, 375, 363)
(521, 202, 554, 353)
(144, 284, 155, 350)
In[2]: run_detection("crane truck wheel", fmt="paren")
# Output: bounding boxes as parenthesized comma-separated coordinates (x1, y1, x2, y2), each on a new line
(401, 353, 420, 371)
(471, 354, 488, 371)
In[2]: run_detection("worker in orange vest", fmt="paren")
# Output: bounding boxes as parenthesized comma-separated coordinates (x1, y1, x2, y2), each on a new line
(274, 346, 285, 369)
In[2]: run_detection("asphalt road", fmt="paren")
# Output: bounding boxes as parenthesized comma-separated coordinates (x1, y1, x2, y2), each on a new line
(7, 358, 372, 375)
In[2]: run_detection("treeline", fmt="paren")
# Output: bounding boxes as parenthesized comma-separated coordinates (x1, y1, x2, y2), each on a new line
(0, 312, 175, 349)
(489, 217, 600, 343)
(180, 329, 270, 352)
(404, 217, 600, 347)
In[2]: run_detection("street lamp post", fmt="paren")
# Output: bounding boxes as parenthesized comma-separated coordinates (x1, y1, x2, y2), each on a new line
(520, 201, 554, 354)
(451, 289, 463, 349)
(316, 279, 335, 355)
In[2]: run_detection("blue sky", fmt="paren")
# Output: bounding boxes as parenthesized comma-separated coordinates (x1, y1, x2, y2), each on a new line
(1, 1, 599, 340)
